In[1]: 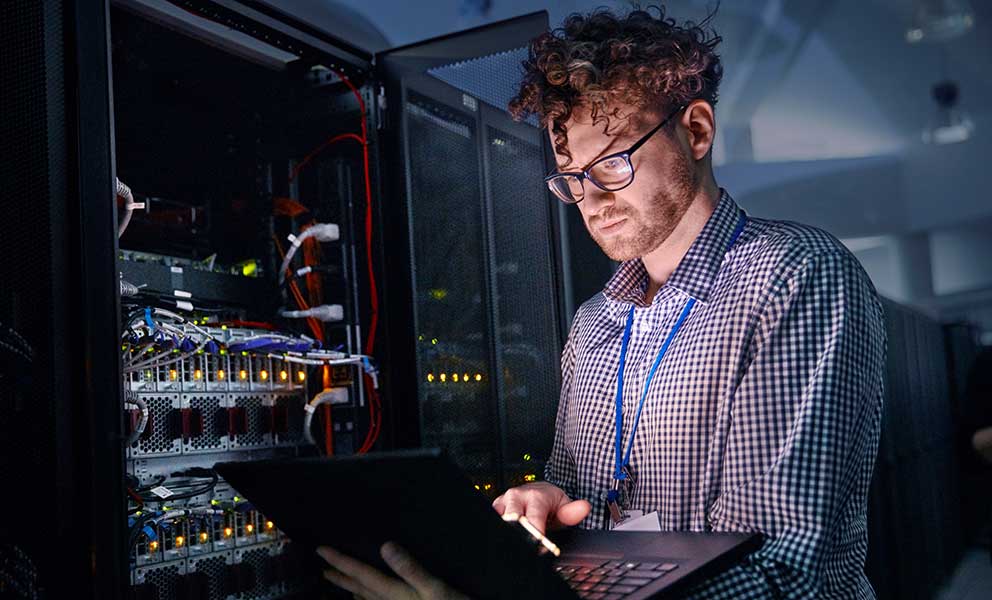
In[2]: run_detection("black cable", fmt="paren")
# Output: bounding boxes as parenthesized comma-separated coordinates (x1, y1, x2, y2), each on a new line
(134, 470, 218, 503)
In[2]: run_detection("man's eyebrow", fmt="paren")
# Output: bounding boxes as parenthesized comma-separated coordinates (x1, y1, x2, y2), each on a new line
(558, 133, 629, 172)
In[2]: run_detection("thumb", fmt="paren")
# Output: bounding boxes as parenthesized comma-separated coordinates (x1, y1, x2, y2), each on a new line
(554, 499, 591, 527)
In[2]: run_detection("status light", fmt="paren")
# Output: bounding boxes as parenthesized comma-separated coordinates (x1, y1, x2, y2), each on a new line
(297, 371, 306, 382)
(279, 370, 288, 381)
(174, 535, 185, 548)
(217, 369, 226, 380)
(265, 521, 275, 531)
(483, 483, 492, 491)
(194, 369, 203, 380)
(223, 527, 233, 538)
(260, 370, 269, 381)
(148, 541, 159, 552)
(169, 369, 178, 381)
(426, 373, 434, 383)
(524, 474, 537, 482)
(199, 532, 209, 543)
(239, 370, 248, 380)
(245, 523, 254, 534)
(453, 373, 460, 382)
(475, 373, 483, 382)
(440, 374, 447, 383)
(463, 373, 469, 382)
(523, 453, 532, 462)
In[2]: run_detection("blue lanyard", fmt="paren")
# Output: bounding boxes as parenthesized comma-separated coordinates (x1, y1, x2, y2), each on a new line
(612, 212, 747, 483)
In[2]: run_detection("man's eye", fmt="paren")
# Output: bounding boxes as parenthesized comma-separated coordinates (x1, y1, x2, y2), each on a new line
(598, 158, 627, 172)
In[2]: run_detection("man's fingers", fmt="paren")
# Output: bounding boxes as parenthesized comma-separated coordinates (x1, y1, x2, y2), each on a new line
(522, 501, 551, 534)
(316, 546, 408, 600)
(554, 499, 592, 527)
(380, 542, 440, 597)
(322, 566, 371, 598)
(492, 495, 506, 515)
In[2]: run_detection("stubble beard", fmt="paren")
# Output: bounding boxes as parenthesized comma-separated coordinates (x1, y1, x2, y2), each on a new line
(589, 151, 699, 262)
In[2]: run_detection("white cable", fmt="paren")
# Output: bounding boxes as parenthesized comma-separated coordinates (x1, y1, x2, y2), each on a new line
(116, 178, 145, 238)
(266, 353, 363, 367)
(302, 387, 349, 447)
(277, 223, 339, 284)
(281, 304, 343, 322)
(124, 393, 149, 447)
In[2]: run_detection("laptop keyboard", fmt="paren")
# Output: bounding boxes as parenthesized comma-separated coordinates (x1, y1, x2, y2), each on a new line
(553, 559, 680, 599)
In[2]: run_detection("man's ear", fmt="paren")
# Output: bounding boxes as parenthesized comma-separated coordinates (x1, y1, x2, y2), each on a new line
(680, 100, 715, 161)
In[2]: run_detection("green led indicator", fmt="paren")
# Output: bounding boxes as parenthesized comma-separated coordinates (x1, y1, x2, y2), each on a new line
(431, 338, 438, 345)
(523, 454, 532, 462)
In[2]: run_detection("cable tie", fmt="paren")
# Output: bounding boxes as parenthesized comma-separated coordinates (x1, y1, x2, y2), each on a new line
(287, 233, 301, 246)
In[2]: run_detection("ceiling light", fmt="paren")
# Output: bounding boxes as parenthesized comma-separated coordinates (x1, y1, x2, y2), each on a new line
(906, 0, 975, 43)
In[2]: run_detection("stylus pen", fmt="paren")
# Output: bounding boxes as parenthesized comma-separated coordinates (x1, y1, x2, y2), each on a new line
(515, 515, 561, 557)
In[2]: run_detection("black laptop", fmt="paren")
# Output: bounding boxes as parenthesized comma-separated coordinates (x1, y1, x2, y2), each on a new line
(215, 450, 761, 599)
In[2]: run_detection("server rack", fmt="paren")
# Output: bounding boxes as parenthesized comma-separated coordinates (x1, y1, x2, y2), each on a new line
(1, 1, 591, 598)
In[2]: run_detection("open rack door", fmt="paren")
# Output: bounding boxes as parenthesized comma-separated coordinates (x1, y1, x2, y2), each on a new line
(376, 12, 569, 494)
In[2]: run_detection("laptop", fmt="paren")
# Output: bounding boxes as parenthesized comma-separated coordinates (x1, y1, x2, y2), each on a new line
(215, 449, 761, 599)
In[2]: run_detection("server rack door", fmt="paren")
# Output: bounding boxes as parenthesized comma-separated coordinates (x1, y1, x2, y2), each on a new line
(1, 1, 127, 597)
(376, 12, 566, 494)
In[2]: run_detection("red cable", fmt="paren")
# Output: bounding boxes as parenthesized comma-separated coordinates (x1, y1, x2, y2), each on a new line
(291, 68, 381, 451)
(289, 133, 364, 183)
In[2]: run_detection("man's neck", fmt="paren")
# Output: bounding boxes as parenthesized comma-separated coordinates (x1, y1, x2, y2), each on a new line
(642, 184, 721, 304)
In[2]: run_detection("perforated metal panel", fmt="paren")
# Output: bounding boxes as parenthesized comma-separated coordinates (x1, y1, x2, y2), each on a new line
(235, 545, 276, 600)
(131, 394, 182, 456)
(485, 125, 560, 479)
(229, 394, 270, 449)
(427, 48, 538, 126)
(187, 551, 232, 600)
(182, 393, 227, 453)
(404, 91, 499, 481)
(134, 562, 186, 598)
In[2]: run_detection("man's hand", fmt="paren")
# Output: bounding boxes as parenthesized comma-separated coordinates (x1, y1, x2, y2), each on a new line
(317, 543, 470, 600)
(492, 481, 591, 534)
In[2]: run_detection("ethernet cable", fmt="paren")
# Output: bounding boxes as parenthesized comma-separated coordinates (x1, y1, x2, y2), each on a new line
(276, 223, 339, 285)
(302, 387, 349, 447)
(116, 178, 145, 238)
(123, 392, 149, 447)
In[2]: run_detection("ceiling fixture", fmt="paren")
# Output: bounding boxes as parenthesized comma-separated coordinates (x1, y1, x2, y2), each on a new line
(922, 81, 974, 145)
(906, 0, 975, 43)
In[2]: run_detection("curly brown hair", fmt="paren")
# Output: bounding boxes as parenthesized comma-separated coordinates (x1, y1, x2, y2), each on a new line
(508, 5, 723, 164)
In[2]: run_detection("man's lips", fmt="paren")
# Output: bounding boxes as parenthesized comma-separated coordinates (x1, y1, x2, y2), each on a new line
(596, 217, 628, 233)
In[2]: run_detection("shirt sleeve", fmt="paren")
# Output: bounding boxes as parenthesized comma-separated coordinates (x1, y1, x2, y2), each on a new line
(684, 251, 886, 599)
(544, 314, 579, 499)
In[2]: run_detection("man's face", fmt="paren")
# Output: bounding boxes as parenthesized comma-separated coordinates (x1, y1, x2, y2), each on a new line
(552, 103, 699, 262)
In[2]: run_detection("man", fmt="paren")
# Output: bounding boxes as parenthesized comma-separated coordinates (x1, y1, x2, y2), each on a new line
(318, 6, 886, 599)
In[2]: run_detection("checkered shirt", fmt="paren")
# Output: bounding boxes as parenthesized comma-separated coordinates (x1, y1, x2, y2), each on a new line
(545, 191, 886, 599)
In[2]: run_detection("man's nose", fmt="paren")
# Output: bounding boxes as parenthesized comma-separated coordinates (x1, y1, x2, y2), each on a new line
(580, 185, 616, 215)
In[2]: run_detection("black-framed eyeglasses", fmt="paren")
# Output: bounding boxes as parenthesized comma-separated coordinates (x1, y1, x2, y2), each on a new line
(544, 104, 687, 204)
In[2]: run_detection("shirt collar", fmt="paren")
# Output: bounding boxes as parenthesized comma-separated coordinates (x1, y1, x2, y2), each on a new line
(603, 190, 745, 312)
